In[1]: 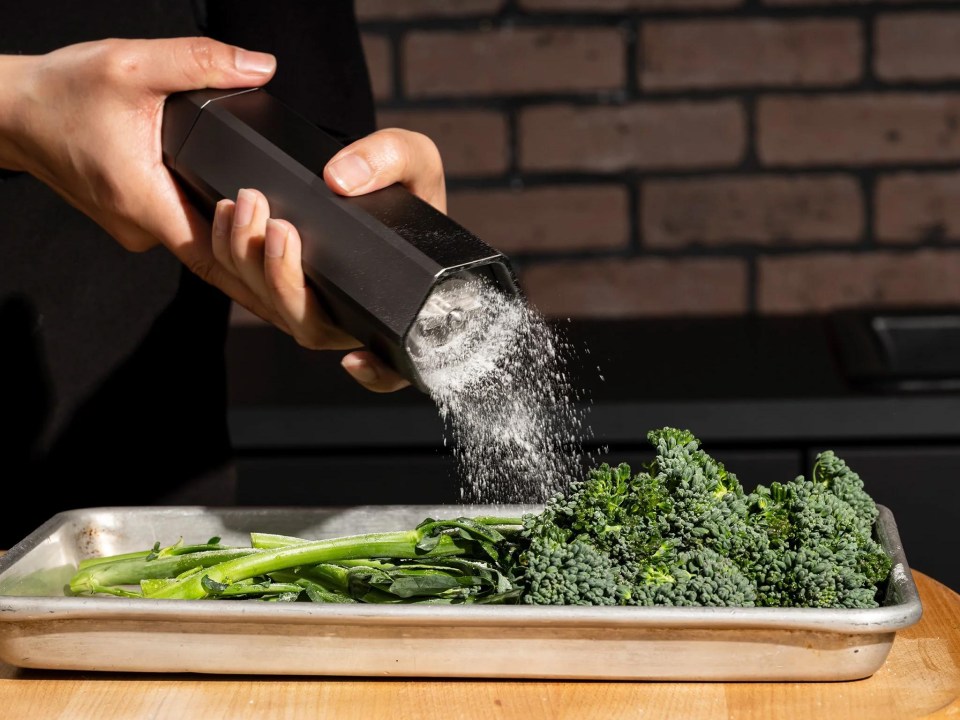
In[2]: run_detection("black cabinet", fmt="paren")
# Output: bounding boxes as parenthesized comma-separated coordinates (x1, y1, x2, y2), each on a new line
(237, 453, 459, 505)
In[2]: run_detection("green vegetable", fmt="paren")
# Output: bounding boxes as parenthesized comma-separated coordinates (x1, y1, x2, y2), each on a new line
(69, 546, 263, 597)
(67, 428, 892, 609)
(520, 429, 890, 608)
(69, 517, 526, 604)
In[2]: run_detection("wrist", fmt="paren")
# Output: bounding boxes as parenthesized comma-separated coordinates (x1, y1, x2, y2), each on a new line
(0, 54, 40, 172)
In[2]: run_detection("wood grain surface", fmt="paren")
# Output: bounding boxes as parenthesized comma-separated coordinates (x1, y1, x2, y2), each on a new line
(0, 568, 956, 720)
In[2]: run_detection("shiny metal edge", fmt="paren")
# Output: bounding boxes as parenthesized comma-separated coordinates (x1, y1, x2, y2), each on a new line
(0, 504, 922, 633)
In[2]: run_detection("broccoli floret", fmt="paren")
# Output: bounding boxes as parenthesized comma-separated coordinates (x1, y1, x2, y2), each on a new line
(811, 450, 880, 533)
(643, 428, 768, 564)
(518, 432, 769, 607)
(746, 463, 891, 609)
(517, 428, 891, 609)
(518, 462, 642, 605)
(630, 547, 758, 607)
(520, 534, 628, 605)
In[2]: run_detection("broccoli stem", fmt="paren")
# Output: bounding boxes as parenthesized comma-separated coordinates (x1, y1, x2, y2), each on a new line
(69, 548, 262, 595)
(248, 518, 526, 550)
(249, 533, 306, 549)
(143, 530, 476, 600)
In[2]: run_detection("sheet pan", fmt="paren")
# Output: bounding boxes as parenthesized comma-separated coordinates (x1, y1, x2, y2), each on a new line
(0, 504, 922, 680)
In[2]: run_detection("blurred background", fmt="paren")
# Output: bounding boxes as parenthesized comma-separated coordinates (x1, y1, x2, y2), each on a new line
(227, 0, 960, 588)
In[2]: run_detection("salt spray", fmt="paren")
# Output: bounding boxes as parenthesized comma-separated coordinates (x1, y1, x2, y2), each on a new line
(412, 276, 593, 504)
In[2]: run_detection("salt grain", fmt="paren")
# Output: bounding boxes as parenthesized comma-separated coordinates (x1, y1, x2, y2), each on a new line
(413, 277, 592, 503)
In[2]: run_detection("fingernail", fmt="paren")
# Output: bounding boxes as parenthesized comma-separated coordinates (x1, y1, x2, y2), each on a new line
(234, 189, 255, 227)
(265, 219, 287, 259)
(345, 357, 378, 384)
(327, 154, 372, 192)
(235, 49, 276, 75)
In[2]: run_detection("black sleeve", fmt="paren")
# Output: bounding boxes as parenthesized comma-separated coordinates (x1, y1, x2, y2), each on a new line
(201, 0, 376, 144)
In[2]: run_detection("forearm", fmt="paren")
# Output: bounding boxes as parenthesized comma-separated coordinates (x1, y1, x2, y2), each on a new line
(0, 54, 39, 172)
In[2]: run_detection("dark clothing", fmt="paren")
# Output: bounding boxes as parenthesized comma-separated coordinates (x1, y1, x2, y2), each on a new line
(0, 1, 375, 547)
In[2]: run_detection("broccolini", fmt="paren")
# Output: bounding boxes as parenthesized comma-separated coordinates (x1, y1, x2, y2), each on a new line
(519, 428, 891, 608)
(68, 428, 892, 609)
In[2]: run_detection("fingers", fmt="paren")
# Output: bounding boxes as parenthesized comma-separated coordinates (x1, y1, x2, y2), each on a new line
(114, 37, 276, 95)
(213, 190, 287, 329)
(324, 128, 446, 213)
(341, 351, 411, 394)
(210, 189, 359, 350)
(227, 188, 273, 303)
(211, 198, 237, 274)
(150, 188, 286, 328)
(262, 218, 360, 351)
(215, 193, 406, 390)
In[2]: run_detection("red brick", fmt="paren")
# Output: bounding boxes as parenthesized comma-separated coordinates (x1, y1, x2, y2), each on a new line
(448, 186, 630, 253)
(758, 94, 960, 166)
(356, 0, 503, 20)
(641, 19, 861, 91)
(360, 34, 392, 101)
(642, 175, 863, 248)
(521, 257, 748, 318)
(520, 101, 745, 172)
(521, 0, 741, 10)
(758, 250, 960, 313)
(403, 28, 625, 98)
(376, 110, 509, 177)
(876, 13, 960, 82)
(876, 171, 960, 243)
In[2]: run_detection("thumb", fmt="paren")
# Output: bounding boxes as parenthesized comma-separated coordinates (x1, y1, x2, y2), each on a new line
(132, 37, 276, 94)
(324, 129, 447, 213)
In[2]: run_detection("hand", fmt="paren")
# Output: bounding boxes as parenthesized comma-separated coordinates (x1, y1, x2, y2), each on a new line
(0, 36, 279, 322)
(213, 128, 447, 393)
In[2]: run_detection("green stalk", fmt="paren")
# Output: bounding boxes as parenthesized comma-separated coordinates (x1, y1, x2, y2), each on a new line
(249, 533, 306, 549)
(77, 549, 153, 571)
(69, 548, 262, 595)
(143, 530, 475, 600)
(249, 517, 526, 550)
(78, 540, 229, 570)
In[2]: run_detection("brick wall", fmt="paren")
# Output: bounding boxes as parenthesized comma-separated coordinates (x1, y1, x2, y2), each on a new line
(357, 0, 960, 318)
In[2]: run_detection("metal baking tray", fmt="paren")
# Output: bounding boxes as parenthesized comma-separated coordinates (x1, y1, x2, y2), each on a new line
(0, 504, 922, 681)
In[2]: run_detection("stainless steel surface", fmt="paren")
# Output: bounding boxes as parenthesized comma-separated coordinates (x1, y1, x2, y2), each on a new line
(0, 505, 922, 680)
(406, 273, 520, 388)
(406, 274, 487, 363)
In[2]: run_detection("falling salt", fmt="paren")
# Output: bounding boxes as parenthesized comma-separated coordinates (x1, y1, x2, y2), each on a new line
(413, 277, 593, 504)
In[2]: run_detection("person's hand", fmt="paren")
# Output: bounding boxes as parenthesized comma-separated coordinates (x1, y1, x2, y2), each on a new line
(213, 128, 447, 393)
(0, 36, 279, 322)
(0, 37, 447, 393)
